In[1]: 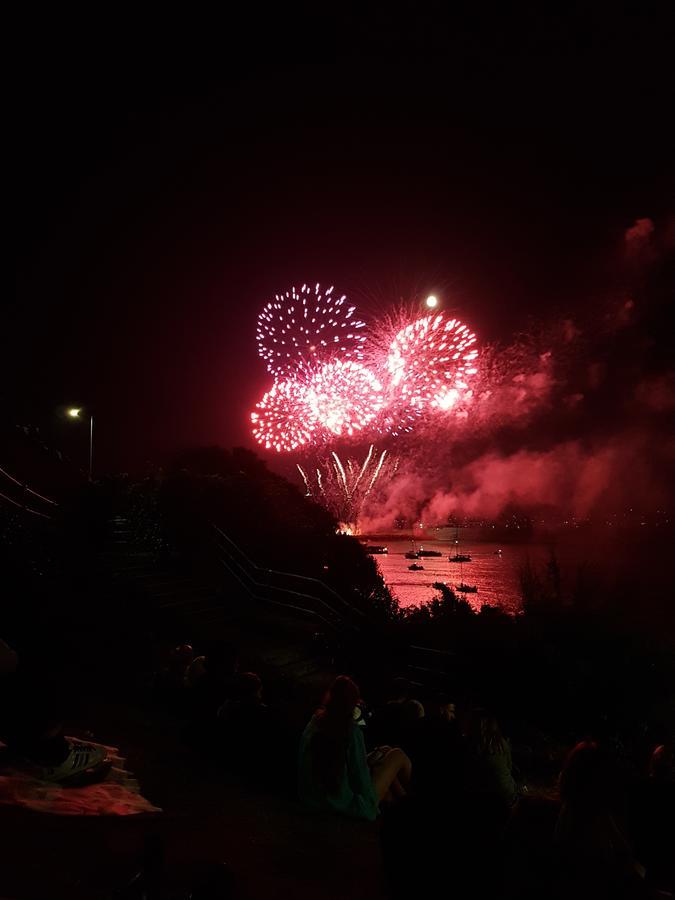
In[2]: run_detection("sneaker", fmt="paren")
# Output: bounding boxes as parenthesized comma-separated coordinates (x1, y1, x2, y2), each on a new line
(42, 739, 108, 783)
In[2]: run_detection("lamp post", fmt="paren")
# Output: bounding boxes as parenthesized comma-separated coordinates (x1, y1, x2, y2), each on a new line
(67, 408, 94, 481)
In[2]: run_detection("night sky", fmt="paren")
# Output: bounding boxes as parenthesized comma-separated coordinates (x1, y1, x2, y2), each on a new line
(12, 7, 675, 474)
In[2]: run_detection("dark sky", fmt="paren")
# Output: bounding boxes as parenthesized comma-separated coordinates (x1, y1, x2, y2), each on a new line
(11, 7, 675, 472)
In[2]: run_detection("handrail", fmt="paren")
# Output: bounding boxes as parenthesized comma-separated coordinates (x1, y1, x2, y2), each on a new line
(219, 539, 343, 621)
(217, 549, 340, 631)
(0, 465, 55, 519)
(0, 489, 52, 519)
(214, 529, 457, 676)
(408, 644, 456, 657)
(0, 464, 59, 508)
(213, 525, 363, 622)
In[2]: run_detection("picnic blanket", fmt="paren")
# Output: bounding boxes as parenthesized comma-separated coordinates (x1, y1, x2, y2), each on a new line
(0, 739, 162, 816)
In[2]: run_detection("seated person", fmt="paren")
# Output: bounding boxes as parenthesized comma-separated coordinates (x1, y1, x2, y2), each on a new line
(465, 709, 518, 809)
(404, 693, 469, 798)
(184, 642, 240, 727)
(216, 672, 274, 778)
(370, 677, 425, 749)
(298, 676, 412, 821)
(152, 643, 194, 711)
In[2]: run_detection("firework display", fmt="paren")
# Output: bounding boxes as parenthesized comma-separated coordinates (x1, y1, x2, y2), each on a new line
(250, 380, 316, 453)
(386, 314, 479, 411)
(256, 283, 367, 377)
(250, 286, 481, 452)
(297, 445, 398, 533)
(305, 361, 383, 437)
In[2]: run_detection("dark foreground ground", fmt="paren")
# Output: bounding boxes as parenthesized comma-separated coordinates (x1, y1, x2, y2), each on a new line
(2, 511, 672, 899)
(1, 525, 390, 900)
(1, 699, 384, 900)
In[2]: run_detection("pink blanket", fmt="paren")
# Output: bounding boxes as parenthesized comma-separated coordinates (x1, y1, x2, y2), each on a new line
(0, 739, 162, 816)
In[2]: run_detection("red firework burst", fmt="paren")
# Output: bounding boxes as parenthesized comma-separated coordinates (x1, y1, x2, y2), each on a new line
(385, 313, 479, 413)
(305, 360, 384, 438)
(250, 380, 316, 453)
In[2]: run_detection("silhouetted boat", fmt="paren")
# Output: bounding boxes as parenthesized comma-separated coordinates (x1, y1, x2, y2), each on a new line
(417, 548, 442, 557)
(448, 527, 472, 562)
(365, 545, 388, 554)
(405, 539, 420, 559)
(452, 528, 477, 592)
(408, 563, 424, 571)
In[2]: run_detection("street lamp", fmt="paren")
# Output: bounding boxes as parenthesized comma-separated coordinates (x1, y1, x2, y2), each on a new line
(67, 408, 94, 481)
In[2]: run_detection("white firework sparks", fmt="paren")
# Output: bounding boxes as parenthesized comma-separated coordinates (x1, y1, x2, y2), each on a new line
(256, 283, 367, 377)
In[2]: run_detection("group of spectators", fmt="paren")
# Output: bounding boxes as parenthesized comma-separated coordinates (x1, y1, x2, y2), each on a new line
(3, 635, 672, 898)
(153, 641, 281, 787)
(298, 674, 520, 820)
(149, 647, 675, 897)
(297, 674, 674, 899)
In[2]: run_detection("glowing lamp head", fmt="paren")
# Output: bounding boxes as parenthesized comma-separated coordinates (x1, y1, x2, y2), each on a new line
(67, 408, 82, 418)
(425, 295, 438, 309)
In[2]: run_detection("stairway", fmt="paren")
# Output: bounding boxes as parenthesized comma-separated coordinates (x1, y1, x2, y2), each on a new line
(100, 516, 335, 691)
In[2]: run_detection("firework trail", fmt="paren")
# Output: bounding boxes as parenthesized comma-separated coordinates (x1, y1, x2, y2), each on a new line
(355, 443, 374, 490)
(301, 445, 398, 533)
(332, 450, 349, 494)
(364, 448, 388, 496)
(296, 463, 311, 495)
(256, 283, 367, 377)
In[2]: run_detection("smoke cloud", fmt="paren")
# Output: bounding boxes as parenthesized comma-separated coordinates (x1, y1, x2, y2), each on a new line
(357, 217, 674, 528)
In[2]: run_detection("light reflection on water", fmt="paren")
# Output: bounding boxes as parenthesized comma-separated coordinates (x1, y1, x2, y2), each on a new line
(374, 540, 527, 613)
(367, 527, 672, 619)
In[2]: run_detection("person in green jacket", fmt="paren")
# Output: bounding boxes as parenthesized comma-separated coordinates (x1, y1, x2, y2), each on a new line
(298, 676, 412, 821)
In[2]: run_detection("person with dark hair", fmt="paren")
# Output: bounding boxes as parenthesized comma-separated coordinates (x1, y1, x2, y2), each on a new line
(404, 692, 469, 799)
(466, 709, 518, 810)
(217, 671, 276, 783)
(152, 643, 194, 712)
(554, 740, 646, 899)
(185, 643, 240, 725)
(370, 677, 425, 749)
(298, 676, 412, 820)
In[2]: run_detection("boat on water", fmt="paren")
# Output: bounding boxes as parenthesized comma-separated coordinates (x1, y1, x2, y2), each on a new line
(457, 582, 478, 593)
(448, 526, 472, 562)
(405, 538, 420, 559)
(417, 548, 442, 557)
(408, 563, 424, 571)
(452, 527, 477, 592)
(365, 545, 388, 555)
